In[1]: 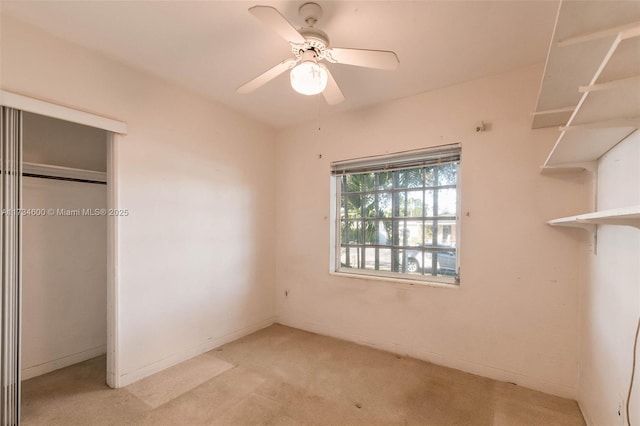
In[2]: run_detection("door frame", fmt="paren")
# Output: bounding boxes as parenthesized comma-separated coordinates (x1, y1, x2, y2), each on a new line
(0, 90, 127, 389)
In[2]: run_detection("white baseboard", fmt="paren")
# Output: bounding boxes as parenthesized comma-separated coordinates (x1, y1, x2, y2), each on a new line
(118, 316, 276, 388)
(22, 345, 107, 380)
(277, 316, 577, 400)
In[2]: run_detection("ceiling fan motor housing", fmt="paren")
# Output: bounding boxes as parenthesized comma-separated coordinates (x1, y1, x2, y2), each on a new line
(294, 27, 330, 54)
(290, 2, 331, 60)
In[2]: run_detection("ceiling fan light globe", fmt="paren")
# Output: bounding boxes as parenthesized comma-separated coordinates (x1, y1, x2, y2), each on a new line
(290, 61, 328, 96)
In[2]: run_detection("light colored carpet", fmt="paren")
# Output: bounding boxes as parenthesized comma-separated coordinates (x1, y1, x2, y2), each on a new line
(125, 354, 234, 408)
(21, 324, 585, 425)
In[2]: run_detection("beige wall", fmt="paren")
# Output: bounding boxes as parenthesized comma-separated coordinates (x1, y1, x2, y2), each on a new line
(274, 65, 590, 398)
(578, 132, 640, 426)
(1, 15, 277, 385)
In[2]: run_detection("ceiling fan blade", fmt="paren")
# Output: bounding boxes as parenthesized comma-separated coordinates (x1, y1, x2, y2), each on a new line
(326, 48, 399, 70)
(236, 59, 298, 94)
(249, 6, 306, 45)
(321, 66, 345, 105)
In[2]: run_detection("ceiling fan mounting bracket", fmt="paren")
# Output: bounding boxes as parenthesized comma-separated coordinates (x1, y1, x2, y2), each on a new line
(299, 2, 323, 26)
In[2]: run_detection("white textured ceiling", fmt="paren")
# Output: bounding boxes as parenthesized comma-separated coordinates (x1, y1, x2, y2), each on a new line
(2, 1, 559, 128)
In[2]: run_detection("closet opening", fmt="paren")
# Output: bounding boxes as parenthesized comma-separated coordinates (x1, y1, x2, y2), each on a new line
(20, 112, 109, 395)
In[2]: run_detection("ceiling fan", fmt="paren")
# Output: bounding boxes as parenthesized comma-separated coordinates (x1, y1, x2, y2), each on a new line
(236, 2, 400, 105)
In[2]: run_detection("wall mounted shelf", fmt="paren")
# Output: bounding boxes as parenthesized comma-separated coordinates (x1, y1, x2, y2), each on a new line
(548, 206, 640, 231)
(535, 3, 640, 248)
(532, 2, 640, 169)
(540, 161, 597, 175)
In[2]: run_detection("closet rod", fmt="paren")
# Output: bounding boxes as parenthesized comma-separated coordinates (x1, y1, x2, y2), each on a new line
(22, 162, 106, 184)
(23, 173, 106, 185)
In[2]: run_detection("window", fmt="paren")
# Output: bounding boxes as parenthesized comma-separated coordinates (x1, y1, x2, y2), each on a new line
(330, 145, 461, 285)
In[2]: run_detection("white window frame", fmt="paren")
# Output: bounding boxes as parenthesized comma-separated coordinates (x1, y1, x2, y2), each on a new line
(329, 144, 462, 286)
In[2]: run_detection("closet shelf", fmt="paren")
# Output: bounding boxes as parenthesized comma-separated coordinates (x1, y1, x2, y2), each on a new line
(548, 206, 640, 230)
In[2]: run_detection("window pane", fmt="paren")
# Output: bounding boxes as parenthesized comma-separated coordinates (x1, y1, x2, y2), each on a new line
(437, 250, 457, 275)
(377, 248, 392, 271)
(424, 167, 436, 187)
(343, 173, 376, 192)
(340, 247, 353, 268)
(437, 189, 457, 216)
(341, 220, 347, 243)
(438, 222, 456, 246)
(404, 248, 435, 274)
(345, 194, 362, 218)
(424, 189, 435, 216)
(399, 190, 423, 217)
(359, 173, 376, 191)
(363, 247, 378, 270)
(399, 220, 423, 246)
(395, 168, 423, 188)
(340, 176, 348, 193)
(397, 191, 406, 217)
(437, 162, 458, 186)
(364, 221, 379, 245)
(377, 193, 392, 218)
(376, 172, 394, 190)
(423, 221, 435, 245)
(362, 194, 376, 217)
(341, 246, 370, 269)
(403, 248, 420, 274)
(379, 220, 393, 245)
(345, 220, 363, 244)
(422, 249, 436, 274)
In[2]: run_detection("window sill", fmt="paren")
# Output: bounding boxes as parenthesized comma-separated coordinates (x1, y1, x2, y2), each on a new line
(329, 271, 459, 290)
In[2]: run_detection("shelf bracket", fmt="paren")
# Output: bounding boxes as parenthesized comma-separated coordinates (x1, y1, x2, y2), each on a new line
(548, 221, 598, 253)
(548, 205, 640, 254)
